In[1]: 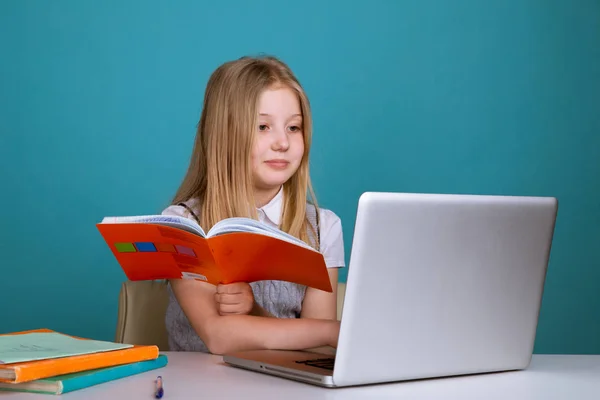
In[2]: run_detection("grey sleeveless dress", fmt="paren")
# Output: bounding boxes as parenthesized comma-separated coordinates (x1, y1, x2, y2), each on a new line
(164, 205, 319, 353)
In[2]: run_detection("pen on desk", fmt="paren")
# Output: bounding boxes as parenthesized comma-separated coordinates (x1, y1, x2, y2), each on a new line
(155, 375, 164, 399)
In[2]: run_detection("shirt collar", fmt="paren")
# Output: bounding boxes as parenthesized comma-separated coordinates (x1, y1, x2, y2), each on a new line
(258, 186, 284, 225)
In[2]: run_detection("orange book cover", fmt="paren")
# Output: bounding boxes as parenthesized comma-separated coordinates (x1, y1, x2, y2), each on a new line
(0, 329, 159, 384)
(96, 215, 333, 292)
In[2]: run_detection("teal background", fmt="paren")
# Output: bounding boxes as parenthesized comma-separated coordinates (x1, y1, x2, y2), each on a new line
(1, 1, 598, 354)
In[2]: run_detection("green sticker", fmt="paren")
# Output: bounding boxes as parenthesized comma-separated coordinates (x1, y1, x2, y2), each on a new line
(115, 242, 136, 252)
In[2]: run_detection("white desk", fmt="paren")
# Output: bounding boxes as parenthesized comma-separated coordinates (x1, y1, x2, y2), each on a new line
(2, 353, 599, 399)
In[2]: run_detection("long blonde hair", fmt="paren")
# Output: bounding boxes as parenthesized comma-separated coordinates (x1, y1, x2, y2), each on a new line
(171, 55, 320, 249)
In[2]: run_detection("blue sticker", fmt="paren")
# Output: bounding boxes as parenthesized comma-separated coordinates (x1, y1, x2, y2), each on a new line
(135, 242, 157, 252)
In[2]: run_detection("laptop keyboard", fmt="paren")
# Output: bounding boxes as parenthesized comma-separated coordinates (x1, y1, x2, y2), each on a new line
(295, 357, 335, 370)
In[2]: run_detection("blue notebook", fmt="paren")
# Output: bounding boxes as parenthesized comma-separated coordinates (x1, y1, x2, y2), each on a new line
(0, 354, 168, 395)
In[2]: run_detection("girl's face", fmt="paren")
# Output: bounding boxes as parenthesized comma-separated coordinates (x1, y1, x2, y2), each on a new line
(251, 86, 305, 206)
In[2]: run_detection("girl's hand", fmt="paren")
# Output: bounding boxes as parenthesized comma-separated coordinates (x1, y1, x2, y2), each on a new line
(215, 282, 255, 316)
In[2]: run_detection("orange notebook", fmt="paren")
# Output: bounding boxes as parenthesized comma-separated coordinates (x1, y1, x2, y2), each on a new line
(96, 214, 333, 292)
(0, 329, 159, 384)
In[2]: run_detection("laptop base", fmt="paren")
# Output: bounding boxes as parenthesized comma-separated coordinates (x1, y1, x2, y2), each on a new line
(223, 350, 336, 387)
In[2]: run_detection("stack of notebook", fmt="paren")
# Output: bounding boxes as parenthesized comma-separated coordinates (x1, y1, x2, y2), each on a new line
(0, 328, 167, 395)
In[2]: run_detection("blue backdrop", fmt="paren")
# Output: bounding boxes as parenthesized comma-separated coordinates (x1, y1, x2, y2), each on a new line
(1, 0, 598, 354)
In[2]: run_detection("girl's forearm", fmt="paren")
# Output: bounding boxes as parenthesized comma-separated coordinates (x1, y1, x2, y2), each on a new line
(203, 315, 339, 355)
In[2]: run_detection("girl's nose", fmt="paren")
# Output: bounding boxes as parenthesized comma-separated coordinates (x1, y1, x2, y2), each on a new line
(272, 128, 290, 151)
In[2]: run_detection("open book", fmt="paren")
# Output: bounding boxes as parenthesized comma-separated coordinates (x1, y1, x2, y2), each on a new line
(96, 215, 332, 292)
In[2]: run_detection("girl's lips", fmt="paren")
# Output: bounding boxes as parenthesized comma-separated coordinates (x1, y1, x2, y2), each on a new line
(265, 160, 289, 169)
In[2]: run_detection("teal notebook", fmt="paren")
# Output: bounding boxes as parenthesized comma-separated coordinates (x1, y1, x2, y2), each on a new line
(0, 354, 168, 395)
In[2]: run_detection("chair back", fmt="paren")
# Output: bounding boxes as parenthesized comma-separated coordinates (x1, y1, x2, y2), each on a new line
(115, 280, 170, 351)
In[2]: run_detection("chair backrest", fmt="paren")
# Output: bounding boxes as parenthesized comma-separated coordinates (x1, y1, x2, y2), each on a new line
(115, 280, 347, 351)
(114, 280, 170, 351)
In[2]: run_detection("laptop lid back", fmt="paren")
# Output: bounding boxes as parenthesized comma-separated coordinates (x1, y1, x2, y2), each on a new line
(333, 192, 557, 387)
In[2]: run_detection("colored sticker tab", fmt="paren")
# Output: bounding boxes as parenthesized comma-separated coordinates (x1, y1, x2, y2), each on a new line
(115, 243, 136, 253)
(155, 243, 177, 253)
(135, 242, 157, 252)
(175, 245, 196, 257)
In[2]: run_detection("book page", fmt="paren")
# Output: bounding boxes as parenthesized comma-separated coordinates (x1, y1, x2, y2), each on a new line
(0, 333, 133, 364)
(207, 217, 315, 251)
(100, 215, 206, 237)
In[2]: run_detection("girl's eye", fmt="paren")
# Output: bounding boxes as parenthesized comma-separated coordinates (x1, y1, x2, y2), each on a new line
(288, 125, 302, 133)
(258, 124, 269, 131)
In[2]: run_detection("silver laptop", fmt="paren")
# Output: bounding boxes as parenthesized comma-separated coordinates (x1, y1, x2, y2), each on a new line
(223, 192, 558, 387)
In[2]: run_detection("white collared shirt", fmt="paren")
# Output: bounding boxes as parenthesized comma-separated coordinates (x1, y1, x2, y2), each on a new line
(162, 189, 346, 269)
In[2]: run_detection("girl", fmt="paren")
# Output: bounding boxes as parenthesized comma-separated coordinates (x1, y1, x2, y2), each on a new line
(162, 55, 345, 355)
